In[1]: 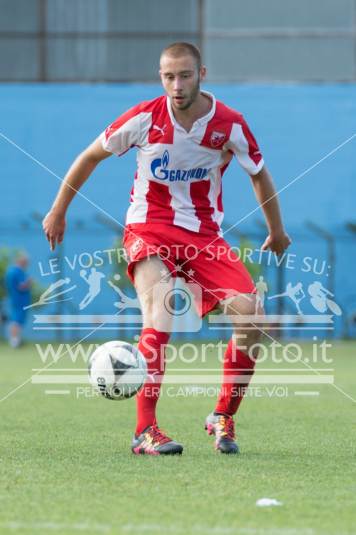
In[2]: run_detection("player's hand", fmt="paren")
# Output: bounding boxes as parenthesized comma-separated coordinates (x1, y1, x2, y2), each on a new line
(42, 210, 66, 251)
(261, 231, 291, 255)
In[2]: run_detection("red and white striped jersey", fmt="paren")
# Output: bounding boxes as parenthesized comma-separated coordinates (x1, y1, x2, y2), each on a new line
(101, 91, 264, 236)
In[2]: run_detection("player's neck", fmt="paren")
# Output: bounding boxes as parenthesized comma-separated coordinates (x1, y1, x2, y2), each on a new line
(172, 92, 212, 133)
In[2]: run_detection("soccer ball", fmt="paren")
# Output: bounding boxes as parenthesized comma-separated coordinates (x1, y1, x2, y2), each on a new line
(88, 341, 147, 400)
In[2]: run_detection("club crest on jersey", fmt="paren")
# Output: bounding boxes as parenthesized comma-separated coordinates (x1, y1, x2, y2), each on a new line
(150, 150, 210, 182)
(210, 131, 226, 148)
(129, 238, 144, 259)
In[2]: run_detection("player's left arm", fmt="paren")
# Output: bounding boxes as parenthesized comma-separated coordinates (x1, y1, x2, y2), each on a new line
(227, 114, 291, 255)
(250, 165, 291, 255)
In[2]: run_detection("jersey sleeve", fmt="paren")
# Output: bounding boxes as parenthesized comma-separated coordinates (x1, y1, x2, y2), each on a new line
(227, 115, 264, 176)
(100, 104, 143, 156)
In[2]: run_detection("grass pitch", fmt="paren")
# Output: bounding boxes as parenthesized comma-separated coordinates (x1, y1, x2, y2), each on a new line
(0, 339, 355, 535)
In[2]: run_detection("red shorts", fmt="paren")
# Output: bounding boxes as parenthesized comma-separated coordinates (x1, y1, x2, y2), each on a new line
(123, 223, 256, 317)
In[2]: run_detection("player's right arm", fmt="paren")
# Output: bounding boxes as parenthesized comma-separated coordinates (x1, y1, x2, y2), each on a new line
(42, 137, 111, 251)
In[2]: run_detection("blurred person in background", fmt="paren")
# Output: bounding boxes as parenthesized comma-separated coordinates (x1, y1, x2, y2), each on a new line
(5, 252, 32, 348)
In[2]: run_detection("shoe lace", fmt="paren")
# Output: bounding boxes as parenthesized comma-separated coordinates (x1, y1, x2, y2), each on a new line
(217, 415, 235, 440)
(148, 425, 171, 445)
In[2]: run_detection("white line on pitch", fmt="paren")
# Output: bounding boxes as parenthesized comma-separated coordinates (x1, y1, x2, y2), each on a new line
(294, 391, 320, 396)
(44, 389, 71, 395)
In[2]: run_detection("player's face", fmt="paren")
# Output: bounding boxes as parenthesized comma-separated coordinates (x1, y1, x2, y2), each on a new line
(160, 54, 205, 111)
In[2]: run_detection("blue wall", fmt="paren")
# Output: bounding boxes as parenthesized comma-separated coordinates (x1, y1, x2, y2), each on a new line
(1, 84, 355, 340)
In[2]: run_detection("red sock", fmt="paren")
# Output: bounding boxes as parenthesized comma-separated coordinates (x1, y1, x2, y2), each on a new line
(215, 339, 256, 417)
(135, 328, 170, 436)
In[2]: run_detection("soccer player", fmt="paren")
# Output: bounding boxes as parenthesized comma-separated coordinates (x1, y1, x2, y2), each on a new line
(43, 42, 291, 455)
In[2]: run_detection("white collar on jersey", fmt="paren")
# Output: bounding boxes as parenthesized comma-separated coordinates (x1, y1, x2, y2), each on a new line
(166, 90, 216, 129)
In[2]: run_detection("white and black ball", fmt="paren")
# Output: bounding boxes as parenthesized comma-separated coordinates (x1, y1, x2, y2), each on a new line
(88, 341, 147, 400)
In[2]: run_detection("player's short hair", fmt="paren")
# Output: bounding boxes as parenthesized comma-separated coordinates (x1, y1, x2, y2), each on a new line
(160, 42, 202, 70)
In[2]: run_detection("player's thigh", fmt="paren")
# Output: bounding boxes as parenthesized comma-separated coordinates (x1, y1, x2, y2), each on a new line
(219, 293, 262, 317)
(133, 256, 174, 330)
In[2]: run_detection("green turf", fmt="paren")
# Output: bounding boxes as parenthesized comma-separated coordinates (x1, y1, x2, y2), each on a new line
(0, 339, 355, 535)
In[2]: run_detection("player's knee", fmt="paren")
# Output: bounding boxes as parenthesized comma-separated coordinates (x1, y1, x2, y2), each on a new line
(151, 306, 173, 333)
(140, 297, 172, 333)
(234, 327, 262, 345)
(248, 328, 263, 348)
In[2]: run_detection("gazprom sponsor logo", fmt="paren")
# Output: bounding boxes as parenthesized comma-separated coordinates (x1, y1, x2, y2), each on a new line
(151, 150, 210, 182)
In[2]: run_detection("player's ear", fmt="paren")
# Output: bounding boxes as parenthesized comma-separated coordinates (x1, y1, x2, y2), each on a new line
(199, 65, 207, 82)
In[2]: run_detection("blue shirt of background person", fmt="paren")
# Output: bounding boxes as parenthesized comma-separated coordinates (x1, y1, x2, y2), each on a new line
(5, 257, 31, 324)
